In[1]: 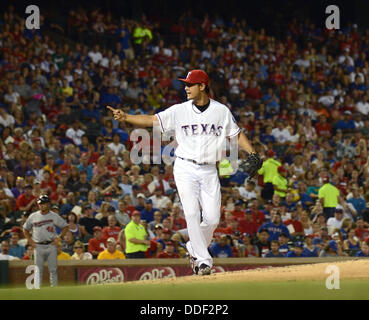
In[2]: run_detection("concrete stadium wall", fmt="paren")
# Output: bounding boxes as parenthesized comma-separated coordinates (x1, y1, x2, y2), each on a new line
(7, 257, 358, 287)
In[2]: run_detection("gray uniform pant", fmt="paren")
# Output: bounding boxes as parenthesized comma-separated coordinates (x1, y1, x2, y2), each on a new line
(34, 244, 58, 287)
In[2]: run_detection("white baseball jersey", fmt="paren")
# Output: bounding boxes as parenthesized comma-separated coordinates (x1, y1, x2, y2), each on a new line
(156, 99, 240, 163)
(23, 210, 68, 243)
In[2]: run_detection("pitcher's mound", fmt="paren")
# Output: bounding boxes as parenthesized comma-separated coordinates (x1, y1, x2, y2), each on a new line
(133, 259, 369, 285)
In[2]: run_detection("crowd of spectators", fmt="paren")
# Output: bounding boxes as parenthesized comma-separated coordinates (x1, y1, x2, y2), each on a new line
(1, 5, 369, 262)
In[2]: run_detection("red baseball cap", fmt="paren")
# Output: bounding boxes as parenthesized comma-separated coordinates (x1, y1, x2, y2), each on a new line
(178, 70, 209, 85)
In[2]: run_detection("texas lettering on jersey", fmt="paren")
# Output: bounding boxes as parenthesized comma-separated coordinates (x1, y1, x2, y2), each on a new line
(181, 124, 223, 136)
(156, 99, 240, 163)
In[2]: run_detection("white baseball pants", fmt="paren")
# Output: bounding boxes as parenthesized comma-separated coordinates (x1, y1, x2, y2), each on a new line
(173, 157, 221, 267)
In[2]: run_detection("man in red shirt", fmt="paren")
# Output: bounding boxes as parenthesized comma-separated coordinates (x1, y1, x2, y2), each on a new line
(232, 200, 245, 219)
(169, 204, 187, 231)
(16, 185, 36, 213)
(102, 215, 121, 241)
(157, 241, 180, 259)
(214, 218, 241, 237)
(41, 170, 56, 193)
(283, 210, 304, 237)
(88, 226, 106, 258)
(355, 218, 369, 241)
(49, 184, 67, 206)
(247, 199, 266, 226)
(314, 115, 332, 138)
(237, 209, 259, 238)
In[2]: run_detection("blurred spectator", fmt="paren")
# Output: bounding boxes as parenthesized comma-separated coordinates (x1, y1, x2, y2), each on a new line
(343, 228, 361, 256)
(347, 187, 367, 218)
(157, 241, 180, 258)
(71, 240, 93, 260)
(115, 200, 131, 228)
(67, 212, 81, 240)
(283, 210, 304, 238)
(258, 211, 290, 241)
(140, 199, 159, 223)
(355, 241, 369, 257)
(318, 177, 341, 219)
(8, 231, 25, 259)
(326, 206, 346, 235)
(168, 204, 186, 231)
(22, 244, 34, 260)
(241, 233, 259, 257)
(302, 235, 319, 257)
(278, 233, 290, 256)
(355, 218, 369, 241)
(253, 229, 270, 257)
(258, 150, 281, 201)
(88, 226, 106, 258)
(286, 242, 306, 257)
(79, 204, 102, 240)
(98, 237, 126, 259)
(319, 240, 339, 257)
(61, 230, 75, 256)
(209, 235, 233, 258)
(0, 240, 19, 260)
(148, 211, 163, 231)
(124, 211, 149, 258)
(102, 215, 121, 241)
(57, 241, 72, 260)
(265, 240, 284, 257)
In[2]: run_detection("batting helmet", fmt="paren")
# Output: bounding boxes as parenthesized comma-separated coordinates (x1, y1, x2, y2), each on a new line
(37, 195, 50, 204)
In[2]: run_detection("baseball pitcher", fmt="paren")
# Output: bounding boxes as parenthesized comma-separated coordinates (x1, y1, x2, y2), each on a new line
(107, 70, 262, 275)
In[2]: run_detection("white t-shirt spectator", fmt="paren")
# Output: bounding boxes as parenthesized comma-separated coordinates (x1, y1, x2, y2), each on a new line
(149, 195, 171, 210)
(318, 94, 334, 107)
(229, 78, 241, 95)
(327, 217, 344, 235)
(100, 56, 110, 68)
(354, 119, 364, 129)
(4, 92, 20, 104)
(350, 72, 365, 83)
(338, 55, 354, 66)
(238, 187, 257, 200)
(356, 100, 369, 116)
(0, 253, 17, 261)
(108, 142, 126, 156)
(88, 50, 103, 64)
(66, 128, 85, 146)
(0, 114, 15, 128)
(271, 127, 292, 144)
(294, 58, 310, 68)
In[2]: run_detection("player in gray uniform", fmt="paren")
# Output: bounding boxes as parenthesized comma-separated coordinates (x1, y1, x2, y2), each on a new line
(23, 195, 68, 287)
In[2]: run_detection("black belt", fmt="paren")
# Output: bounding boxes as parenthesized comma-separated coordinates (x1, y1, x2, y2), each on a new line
(36, 241, 52, 245)
(178, 157, 211, 166)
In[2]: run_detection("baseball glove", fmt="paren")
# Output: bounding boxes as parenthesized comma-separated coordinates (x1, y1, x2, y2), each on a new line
(240, 153, 263, 180)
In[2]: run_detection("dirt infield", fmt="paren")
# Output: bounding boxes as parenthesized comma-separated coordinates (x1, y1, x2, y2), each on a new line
(131, 259, 369, 285)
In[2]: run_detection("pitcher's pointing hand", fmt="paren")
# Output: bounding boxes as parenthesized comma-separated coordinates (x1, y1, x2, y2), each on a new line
(107, 106, 126, 122)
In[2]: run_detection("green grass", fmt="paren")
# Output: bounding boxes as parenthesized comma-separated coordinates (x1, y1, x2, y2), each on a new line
(1, 279, 369, 300)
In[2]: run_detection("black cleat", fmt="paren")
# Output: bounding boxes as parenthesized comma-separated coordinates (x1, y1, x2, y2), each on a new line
(198, 263, 212, 276)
